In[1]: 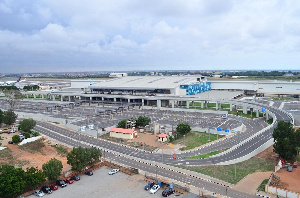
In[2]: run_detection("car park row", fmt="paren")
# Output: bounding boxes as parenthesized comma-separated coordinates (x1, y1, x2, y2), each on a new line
(32, 174, 84, 197)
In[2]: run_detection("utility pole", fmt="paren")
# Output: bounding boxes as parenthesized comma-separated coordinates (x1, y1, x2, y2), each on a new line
(162, 149, 164, 163)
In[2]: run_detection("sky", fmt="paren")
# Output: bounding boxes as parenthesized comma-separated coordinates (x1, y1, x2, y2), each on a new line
(0, 0, 300, 73)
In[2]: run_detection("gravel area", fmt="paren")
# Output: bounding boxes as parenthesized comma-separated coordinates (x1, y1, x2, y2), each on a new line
(27, 166, 182, 198)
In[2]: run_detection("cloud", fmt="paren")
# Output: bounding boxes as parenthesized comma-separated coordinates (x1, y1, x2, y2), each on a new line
(1, 0, 300, 73)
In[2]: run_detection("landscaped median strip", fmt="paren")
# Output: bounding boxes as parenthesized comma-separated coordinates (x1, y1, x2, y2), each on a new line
(184, 150, 224, 159)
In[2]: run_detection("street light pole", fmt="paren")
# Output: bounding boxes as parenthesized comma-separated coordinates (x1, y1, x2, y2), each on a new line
(162, 149, 163, 163)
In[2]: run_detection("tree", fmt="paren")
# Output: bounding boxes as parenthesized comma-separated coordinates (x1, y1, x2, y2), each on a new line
(19, 118, 36, 132)
(176, 123, 191, 137)
(12, 134, 20, 143)
(136, 116, 151, 127)
(87, 147, 102, 164)
(273, 121, 300, 161)
(3, 109, 17, 126)
(25, 167, 46, 189)
(0, 109, 3, 125)
(0, 165, 27, 197)
(42, 158, 63, 182)
(67, 146, 89, 172)
(3, 89, 23, 110)
(67, 147, 102, 172)
(117, 119, 127, 128)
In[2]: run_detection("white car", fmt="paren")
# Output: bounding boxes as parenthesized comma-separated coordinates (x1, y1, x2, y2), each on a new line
(108, 169, 119, 175)
(149, 184, 160, 194)
(33, 190, 44, 197)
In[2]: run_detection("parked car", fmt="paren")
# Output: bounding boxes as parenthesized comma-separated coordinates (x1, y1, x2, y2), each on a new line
(7, 129, 15, 134)
(18, 133, 23, 138)
(64, 178, 74, 184)
(50, 184, 58, 191)
(33, 190, 44, 197)
(8, 141, 13, 144)
(56, 180, 67, 187)
(162, 188, 174, 197)
(109, 169, 119, 175)
(149, 185, 160, 194)
(41, 186, 52, 194)
(71, 175, 80, 181)
(85, 171, 93, 176)
(144, 181, 155, 190)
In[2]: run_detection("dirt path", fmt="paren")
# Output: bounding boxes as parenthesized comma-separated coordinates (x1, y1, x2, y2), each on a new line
(233, 171, 272, 194)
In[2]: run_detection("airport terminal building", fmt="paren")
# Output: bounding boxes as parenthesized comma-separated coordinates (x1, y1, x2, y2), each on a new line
(22, 76, 300, 109)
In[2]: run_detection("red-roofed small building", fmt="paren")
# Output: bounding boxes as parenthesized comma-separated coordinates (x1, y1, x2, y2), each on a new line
(157, 133, 168, 142)
(109, 127, 137, 139)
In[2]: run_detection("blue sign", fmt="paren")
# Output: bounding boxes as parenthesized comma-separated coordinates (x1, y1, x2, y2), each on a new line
(225, 129, 230, 133)
(262, 108, 266, 113)
(217, 128, 222, 131)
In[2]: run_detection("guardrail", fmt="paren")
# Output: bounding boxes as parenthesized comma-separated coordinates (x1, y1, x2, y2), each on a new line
(211, 109, 277, 159)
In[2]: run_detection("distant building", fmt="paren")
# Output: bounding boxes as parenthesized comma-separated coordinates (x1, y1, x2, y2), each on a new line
(284, 73, 294, 77)
(109, 73, 128, 78)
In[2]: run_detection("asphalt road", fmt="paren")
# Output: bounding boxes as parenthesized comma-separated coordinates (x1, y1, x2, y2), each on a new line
(10, 98, 293, 197)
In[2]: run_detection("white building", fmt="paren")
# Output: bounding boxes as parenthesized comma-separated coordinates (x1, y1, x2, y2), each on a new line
(109, 73, 128, 78)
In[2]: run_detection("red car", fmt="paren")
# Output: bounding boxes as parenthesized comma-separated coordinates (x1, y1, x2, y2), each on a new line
(50, 184, 58, 191)
(64, 178, 74, 184)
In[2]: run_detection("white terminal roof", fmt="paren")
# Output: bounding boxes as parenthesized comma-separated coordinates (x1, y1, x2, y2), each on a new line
(89, 76, 203, 90)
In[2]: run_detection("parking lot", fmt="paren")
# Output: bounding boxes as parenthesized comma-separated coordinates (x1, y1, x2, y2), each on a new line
(27, 166, 187, 198)
(0, 98, 241, 133)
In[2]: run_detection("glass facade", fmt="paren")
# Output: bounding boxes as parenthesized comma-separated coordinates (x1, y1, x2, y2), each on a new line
(180, 82, 211, 95)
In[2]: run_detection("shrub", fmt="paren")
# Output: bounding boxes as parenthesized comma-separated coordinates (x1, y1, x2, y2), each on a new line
(12, 135, 20, 143)
(31, 131, 40, 136)
(25, 132, 30, 139)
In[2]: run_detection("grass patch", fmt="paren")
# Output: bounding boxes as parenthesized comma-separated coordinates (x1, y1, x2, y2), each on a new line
(52, 145, 68, 156)
(189, 102, 231, 109)
(257, 179, 269, 191)
(228, 111, 263, 118)
(267, 118, 273, 125)
(0, 148, 15, 165)
(52, 122, 60, 124)
(175, 157, 275, 184)
(272, 98, 291, 101)
(185, 150, 222, 159)
(172, 131, 224, 151)
(19, 138, 45, 154)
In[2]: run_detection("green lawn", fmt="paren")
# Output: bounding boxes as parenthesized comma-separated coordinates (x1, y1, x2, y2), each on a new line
(257, 179, 269, 191)
(173, 131, 224, 151)
(176, 157, 275, 184)
(228, 111, 263, 119)
(189, 102, 230, 109)
(272, 98, 291, 101)
(185, 150, 225, 159)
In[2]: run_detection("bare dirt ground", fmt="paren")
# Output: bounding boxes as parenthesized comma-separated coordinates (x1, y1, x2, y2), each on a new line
(274, 164, 300, 193)
(233, 146, 300, 195)
(0, 135, 71, 174)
